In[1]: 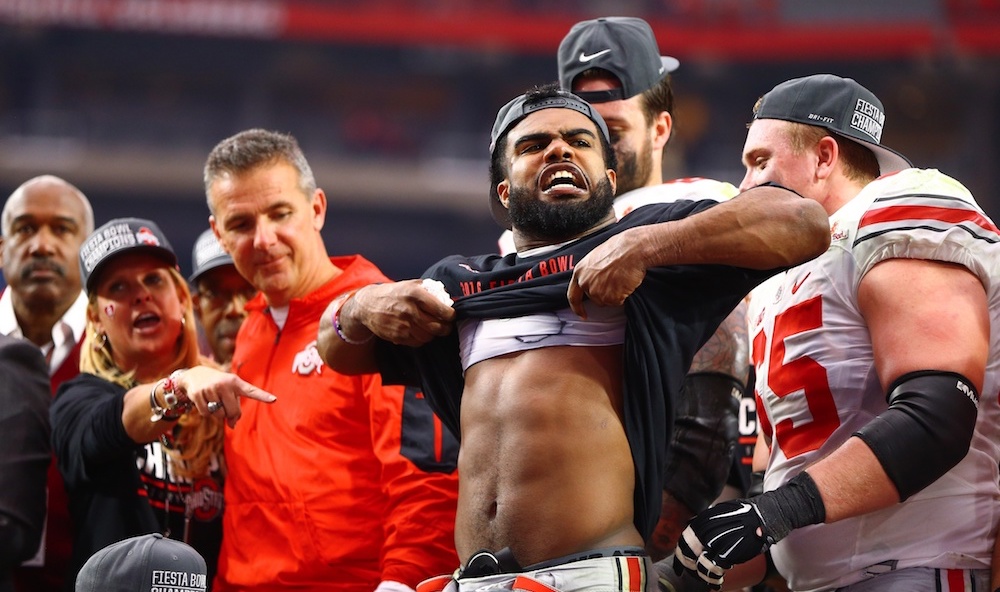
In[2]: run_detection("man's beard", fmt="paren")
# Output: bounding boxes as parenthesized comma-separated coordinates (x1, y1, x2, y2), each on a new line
(613, 139, 654, 196)
(506, 176, 616, 243)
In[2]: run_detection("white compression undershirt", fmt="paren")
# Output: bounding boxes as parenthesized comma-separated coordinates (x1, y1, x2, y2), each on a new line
(458, 302, 625, 371)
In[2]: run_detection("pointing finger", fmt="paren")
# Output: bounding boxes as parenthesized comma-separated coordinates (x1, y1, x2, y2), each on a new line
(238, 381, 277, 403)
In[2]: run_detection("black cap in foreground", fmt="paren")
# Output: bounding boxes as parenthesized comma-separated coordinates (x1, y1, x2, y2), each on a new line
(75, 533, 207, 592)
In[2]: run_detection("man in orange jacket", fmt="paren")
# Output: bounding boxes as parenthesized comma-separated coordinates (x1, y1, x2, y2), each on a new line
(204, 128, 460, 592)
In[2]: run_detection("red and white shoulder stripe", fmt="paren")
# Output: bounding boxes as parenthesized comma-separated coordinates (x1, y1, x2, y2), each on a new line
(849, 169, 1000, 280)
(855, 168, 999, 244)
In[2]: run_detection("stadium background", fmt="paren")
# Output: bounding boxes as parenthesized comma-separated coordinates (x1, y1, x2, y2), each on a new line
(1, 0, 998, 282)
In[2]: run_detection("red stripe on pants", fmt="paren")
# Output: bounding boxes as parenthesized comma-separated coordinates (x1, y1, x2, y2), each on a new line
(512, 575, 559, 592)
(946, 568, 965, 591)
(626, 557, 643, 592)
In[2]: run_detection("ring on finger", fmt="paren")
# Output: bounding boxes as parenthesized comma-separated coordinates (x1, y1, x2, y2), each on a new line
(206, 401, 222, 414)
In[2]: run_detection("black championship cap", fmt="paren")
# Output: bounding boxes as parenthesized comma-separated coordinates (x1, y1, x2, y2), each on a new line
(75, 533, 207, 592)
(489, 89, 612, 229)
(754, 74, 912, 175)
(79, 217, 178, 294)
(558, 16, 679, 103)
(188, 228, 235, 284)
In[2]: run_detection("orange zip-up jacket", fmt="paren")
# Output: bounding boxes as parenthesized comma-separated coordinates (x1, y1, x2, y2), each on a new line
(216, 255, 459, 591)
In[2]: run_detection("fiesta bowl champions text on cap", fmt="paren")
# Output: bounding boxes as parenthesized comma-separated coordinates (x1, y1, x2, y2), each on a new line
(753, 74, 912, 175)
(75, 533, 207, 592)
(79, 217, 178, 294)
(558, 16, 679, 103)
(188, 229, 235, 284)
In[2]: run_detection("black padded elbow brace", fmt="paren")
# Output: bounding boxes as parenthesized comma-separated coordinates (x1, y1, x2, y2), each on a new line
(854, 370, 979, 501)
(663, 373, 742, 513)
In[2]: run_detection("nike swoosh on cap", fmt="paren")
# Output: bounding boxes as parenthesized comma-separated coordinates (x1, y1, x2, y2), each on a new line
(579, 49, 612, 62)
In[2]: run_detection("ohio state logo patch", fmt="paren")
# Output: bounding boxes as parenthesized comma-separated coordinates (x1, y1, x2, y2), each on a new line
(292, 341, 324, 376)
(188, 477, 224, 522)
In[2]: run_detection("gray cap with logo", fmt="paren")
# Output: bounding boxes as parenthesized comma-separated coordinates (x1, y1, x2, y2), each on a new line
(189, 228, 235, 285)
(753, 74, 912, 175)
(75, 533, 207, 592)
(558, 16, 679, 103)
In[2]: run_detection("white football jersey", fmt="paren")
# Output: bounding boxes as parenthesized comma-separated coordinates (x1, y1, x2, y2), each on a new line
(496, 177, 737, 255)
(747, 168, 1000, 591)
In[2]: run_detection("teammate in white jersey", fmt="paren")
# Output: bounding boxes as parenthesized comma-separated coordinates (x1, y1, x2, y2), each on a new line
(495, 17, 752, 563)
(671, 74, 1000, 592)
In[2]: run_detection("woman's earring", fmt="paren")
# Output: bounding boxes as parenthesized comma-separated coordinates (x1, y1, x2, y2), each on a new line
(93, 332, 108, 351)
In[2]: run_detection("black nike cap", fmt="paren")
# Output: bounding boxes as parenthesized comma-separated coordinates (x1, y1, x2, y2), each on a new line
(558, 17, 679, 103)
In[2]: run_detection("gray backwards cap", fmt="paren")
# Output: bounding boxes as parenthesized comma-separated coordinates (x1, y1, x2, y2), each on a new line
(558, 16, 679, 103)
(75, 533, 207, 592)
(189, 228, 235, 284)
(79, 217, 177, 294)
(754, 74, 912, 175)
(488, 89, 611, 229)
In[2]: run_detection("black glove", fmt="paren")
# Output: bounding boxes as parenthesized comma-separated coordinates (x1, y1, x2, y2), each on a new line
(672, 499, 766, 590)
(654, 556, 712, 592)
(673, 472, 826, 587)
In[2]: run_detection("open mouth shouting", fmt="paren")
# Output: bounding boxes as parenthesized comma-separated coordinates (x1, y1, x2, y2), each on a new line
(540, 164, 589, 197)
(133, 311, 162, 333)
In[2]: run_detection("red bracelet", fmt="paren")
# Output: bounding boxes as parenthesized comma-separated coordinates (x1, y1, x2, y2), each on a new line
(149, 369, 190, 423)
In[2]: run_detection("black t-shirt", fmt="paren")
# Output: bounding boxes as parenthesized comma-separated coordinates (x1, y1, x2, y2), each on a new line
(375, 201, 783, 540)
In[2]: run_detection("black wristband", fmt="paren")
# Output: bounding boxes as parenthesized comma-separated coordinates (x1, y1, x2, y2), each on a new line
(753, 471, 825, 544)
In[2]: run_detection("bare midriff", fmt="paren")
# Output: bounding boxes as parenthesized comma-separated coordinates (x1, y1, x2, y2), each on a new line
(455, 344, 641, 566)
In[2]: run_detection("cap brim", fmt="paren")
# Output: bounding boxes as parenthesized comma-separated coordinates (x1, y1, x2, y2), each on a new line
(188, 258, 236, 284)
(661, 56, 680, 73)
(840, 133, 912, 176)
(86, 246, 177, 293)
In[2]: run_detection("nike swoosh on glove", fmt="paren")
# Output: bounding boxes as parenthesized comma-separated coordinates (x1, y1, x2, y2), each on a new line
(672, 499, 768, 588)
(673, 472, 826, 588)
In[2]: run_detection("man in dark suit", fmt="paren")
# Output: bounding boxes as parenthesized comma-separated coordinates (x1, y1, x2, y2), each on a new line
(0, 334, 53, 592)
(0, 175, 95, 591)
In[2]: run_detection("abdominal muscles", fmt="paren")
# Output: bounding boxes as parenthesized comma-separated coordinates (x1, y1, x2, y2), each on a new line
(455, 345, 642, 565)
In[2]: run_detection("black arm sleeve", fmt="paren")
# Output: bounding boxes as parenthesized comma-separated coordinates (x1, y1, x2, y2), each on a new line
(854, 370, 979, 501)
(0, 337, 52, 567)
(662, 372, 742, 513)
